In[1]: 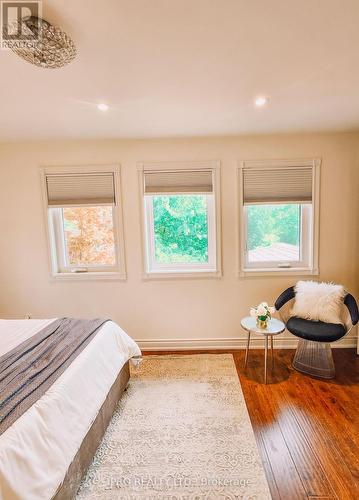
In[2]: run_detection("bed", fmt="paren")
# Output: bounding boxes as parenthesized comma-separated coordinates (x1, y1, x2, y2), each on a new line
(0, 318, 141, 500)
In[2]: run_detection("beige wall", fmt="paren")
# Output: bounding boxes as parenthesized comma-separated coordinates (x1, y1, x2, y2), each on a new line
(0, 132, 358, 349)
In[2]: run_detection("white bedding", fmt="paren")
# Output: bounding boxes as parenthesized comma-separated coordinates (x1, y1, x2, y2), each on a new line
(0, 319, 141, 500)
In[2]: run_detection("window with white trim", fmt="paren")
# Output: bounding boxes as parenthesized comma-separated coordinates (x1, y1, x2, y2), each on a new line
(43, 167, 126, 279)
(141, 164, 221, 276)
(239, 159, 320, 275)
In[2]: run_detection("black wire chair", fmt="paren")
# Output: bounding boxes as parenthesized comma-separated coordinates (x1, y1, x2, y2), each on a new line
(275, 286, 359, 379)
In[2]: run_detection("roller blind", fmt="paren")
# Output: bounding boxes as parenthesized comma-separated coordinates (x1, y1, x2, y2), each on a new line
(45, 172, 116, 206)
(242, 166, 313, 204)
(144, 170, 213, 194)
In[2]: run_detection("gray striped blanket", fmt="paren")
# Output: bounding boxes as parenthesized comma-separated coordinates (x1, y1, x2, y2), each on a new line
(0, 318, 108, 435)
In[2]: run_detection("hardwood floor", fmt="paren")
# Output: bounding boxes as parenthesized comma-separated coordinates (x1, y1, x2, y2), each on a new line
(142, 348, 359, 500)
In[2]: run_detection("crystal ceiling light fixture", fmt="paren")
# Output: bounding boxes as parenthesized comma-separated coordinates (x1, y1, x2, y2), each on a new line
(7, 16, 76, 69)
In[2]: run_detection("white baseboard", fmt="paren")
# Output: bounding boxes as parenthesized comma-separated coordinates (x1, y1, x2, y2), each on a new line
(136, 335, 357, 351)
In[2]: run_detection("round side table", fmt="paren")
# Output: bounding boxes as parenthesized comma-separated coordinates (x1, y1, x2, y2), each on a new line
(241, 316, 285, 384)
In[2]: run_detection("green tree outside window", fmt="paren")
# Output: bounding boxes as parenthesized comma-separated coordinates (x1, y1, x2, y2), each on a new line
(153, 195, 209, 263)
(247, 204, 300, 250)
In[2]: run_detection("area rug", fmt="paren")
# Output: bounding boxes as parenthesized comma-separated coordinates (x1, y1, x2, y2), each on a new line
(77, 354, 271, 499)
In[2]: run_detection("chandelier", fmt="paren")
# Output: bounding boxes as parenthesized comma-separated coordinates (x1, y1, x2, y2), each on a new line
(8, 16, 76, 69)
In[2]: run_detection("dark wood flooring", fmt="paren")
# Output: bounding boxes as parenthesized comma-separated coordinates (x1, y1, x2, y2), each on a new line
(142, 348, 359, 500)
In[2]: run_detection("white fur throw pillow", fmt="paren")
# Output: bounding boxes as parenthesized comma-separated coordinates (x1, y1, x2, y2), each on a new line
(291, 280, 345, 324)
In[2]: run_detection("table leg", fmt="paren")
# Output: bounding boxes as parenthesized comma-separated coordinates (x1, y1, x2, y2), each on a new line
(245, 331, 251, 368)
(264, 335, 268, 384)
(271, 335, 274, 369)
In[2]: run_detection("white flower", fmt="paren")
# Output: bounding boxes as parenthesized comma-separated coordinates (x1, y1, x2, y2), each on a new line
(250, 307, 256, 317)
(257, 304, 267, 316)
(269, 306, 276, 315)
(261, 301, 268, 308)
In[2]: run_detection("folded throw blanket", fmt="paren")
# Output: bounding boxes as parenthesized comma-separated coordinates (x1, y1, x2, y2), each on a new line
(0, 318, 108, 435)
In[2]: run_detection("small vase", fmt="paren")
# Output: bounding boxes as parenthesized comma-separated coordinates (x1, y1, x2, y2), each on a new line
(257, 318, 268, 329)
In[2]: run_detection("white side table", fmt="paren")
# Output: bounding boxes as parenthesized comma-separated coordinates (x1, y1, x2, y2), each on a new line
(241, 316, 285, 384)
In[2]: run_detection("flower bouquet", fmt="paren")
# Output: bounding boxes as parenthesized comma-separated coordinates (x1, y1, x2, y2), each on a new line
(250, 302, 276, 329)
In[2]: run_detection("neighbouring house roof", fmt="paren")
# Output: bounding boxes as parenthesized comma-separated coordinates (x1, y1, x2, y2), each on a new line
(248, 242, 299, 262)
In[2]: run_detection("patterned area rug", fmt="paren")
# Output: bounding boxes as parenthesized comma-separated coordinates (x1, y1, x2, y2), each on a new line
(77, 354, 271, 499)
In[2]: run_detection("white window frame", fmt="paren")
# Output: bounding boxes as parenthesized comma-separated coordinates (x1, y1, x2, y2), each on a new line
(49, 206, 120, 273)
(138, 161, 222, 279)
(41, 165, 126, 281)
(238, 158, 320, 277)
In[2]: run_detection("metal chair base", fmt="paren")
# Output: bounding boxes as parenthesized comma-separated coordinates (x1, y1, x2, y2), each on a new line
(292, 339, 335, 379)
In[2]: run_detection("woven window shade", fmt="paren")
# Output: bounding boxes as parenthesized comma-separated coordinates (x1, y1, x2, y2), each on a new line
(144, 170, 213, 194)
(45, 173, 115, 206)
(242, 167, 313, 204)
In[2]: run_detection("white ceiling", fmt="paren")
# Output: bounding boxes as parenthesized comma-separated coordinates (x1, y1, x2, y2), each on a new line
(1, 0, 359, 140)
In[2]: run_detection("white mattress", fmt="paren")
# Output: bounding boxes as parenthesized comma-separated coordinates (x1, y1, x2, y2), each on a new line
(0, 319, 141, 500)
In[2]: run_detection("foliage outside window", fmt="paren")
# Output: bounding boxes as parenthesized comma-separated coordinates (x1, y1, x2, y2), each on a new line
(152, 195, 209, 264)
(144, 193, 216, 274)
(62, 207, 116, 267)
(247, 204, 301, 263)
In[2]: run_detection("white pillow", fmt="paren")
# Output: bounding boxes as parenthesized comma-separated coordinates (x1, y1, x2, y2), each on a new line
(291, 280, 345, 324)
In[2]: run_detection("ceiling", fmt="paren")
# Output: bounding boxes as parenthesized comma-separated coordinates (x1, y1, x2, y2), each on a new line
(1, 0, 359, 140)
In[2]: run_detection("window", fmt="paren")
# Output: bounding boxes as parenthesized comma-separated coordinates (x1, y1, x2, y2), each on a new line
(50, 205, 117, 271)
(42, 167, 126, 280)
(239, 159, 320, 276)
(140, 162, 221, 277)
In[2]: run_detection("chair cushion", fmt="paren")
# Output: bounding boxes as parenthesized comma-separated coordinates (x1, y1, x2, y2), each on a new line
(287, 317, 346, 342)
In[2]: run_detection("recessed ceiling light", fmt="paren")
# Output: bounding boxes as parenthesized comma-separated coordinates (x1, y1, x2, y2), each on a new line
(254, 96, 268, 107)
(97, 103, 109, 111)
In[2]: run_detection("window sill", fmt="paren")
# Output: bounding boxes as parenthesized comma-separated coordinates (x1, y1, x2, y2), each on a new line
(142, 270, 222, 280)
(239, 267, 319, 278)
(50, 271, 127, 282)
